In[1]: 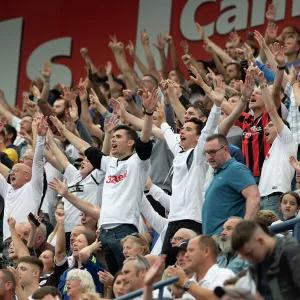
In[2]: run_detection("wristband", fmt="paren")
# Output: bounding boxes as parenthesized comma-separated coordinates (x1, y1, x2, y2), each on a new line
(240, 95, 250, 103)
(144, 111, 153, 116)
(277, 65, 286, 70)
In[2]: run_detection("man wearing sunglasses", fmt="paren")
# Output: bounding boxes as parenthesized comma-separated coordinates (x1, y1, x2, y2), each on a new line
(0, 118, 47, 243)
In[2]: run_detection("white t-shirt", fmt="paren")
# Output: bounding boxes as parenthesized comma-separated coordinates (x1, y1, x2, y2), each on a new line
(41, 162, 63, 215)
(0, 136, 45, 241)
(63, 164, 104, 232)
(190, 264, 235, 290)
(11, 116, 25, 146)
(259, 126, 297, 196)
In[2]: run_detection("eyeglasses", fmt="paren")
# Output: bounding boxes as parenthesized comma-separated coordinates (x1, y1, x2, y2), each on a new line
(11, 168, 27, 173)
(170, 236, 184, 243)
(131, 232, 142, 239)
(204, 146, 224, 156)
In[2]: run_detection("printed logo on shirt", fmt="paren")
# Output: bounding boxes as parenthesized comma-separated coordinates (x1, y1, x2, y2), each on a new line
(243, 126, 263, 138)
(265, 152, 270, 160)
(106, 170, 128, 184)
(68, 184, 84, 193)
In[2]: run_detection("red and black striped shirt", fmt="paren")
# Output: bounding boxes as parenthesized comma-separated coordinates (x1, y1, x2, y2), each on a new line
(235, 111, 270, 177)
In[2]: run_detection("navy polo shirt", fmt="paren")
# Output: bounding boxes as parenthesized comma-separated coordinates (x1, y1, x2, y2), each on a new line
(203, 158, 256, 236)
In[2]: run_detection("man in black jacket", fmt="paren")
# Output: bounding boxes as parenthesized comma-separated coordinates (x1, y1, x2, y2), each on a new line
(232, 220, 300, 300)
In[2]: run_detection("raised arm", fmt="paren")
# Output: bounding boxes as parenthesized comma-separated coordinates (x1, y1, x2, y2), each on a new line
(49, 178, 100, 221)
(50, 116, 91, 154)
(0, 104, 15, 124)
(8, 217, 30, 258)
(218, 75, 254, 136)
(79, 239, 101, 264)
(54, 209, 67, 264)
(153, 34, 168, 79)
(140, 29, 159, 79)
(165, 34, 185, 85)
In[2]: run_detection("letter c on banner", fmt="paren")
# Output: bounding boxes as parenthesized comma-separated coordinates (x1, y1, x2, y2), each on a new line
(180, 0, 216, 41)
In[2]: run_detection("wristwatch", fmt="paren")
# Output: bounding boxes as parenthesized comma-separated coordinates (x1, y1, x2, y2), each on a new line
(183, 280, 193, 291)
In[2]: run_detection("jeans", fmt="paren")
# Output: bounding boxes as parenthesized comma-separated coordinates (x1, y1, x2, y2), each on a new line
(260, 192, 282, 216)
(100, 224, 137, 275)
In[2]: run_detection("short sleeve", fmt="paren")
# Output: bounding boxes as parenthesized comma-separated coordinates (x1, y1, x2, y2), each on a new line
(279, 125, 295, 144)
(229, 164, 256, 193)
(63, 164, 79, 183)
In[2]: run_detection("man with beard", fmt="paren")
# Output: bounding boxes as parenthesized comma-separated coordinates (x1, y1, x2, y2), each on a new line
(217, 217, 248, 274)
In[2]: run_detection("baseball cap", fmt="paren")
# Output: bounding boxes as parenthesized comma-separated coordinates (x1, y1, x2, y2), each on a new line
(171, 240, 189, 257)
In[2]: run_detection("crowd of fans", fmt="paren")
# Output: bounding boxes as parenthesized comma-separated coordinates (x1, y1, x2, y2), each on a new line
(1, 3, 300, 300)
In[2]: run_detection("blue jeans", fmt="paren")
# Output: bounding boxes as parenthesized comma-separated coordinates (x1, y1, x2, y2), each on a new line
(99, 224, 137, 275)
(260, 193, 282, 216)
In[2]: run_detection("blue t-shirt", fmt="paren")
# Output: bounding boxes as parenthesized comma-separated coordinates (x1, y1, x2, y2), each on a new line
(203, 158, 256, 236)
(58, 255, 105, 300)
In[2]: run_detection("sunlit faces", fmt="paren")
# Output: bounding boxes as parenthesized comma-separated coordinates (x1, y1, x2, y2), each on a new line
(280, 193, 300, 220)
(283, 37, 300, 55)
(264, 121, 277, 144)
(225, 64, 240, 81)
(72, 234, 89, 258)
(249, 88, 265, 110)
(20, 116, 33, 133)
(122, 238, 145, 259)
(176, 250, 188, 270)
(10, 163, 32, 189)
(205, 139, 227, 169)
(141, 75, 157, 91)
(52, 99, 68, 119)
(184, 107, 201, 123)
(185, 238, 205, 272)
(225, 41, 237, 59)
(8, 242, 17, 260)
(180, 122, 199, 150)
(66, 277, 83, 297)
(219, 218, 241, 254)
(39, 250, 54, 274)
(17, 262, 39, 286)
(70, 226, 86, 250)
(79, 157, 94, 178)
(121, 260, 145, 292)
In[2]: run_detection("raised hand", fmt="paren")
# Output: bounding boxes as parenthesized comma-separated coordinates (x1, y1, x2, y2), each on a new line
(7, 216, 16, 229)
(69, 100, 79, 121)
(32, 85, 41, 99)
(289, 156, 300, 172)
(60, 85, 77, 103)
(153, 33, 166, 50)
(266, 3, 276, 22)
(180, 40, 189, 54)
(254, 30, 266, 48)
(252, 66, 266, 84)
(142, 88, 159, 113)
(144, 255, 166, 286)
(122, 89, 133, 101)
(55, 208, 65, 225)
(78, 83, 88, 102)
(189, 65, 205, 87)
(195, 23, 206, 38)
(49, 116, 65, 133)
(235, 48, 246, 61)
(267, 22, 278, 40)
(206, 67, 217, 86)
(104, 114, 119, 134)
(105, 61, 113, 76)
(126, 40, 135, 56)
(65, 115, 76, 133)
(108, 98, 120, 111)
(208, 88, 225, 108)
(37, 116, 48, 136)
(274, 46, 286, 66)
(203, 44, 213, 53)
(229, 31, 241, 48)
(40, 60, 52, 80)
(89, 88, 100, 105)
(80, 47, 88, 57)
(181, 54, 191, 67)
(18, 130, 33, 146)
(241, 74, 255, 99)
(23, 92, 37, 113)
(140, 29, 149, 45)
(288, 65, 297, 84)
(168, 265, 188, 288)
(98, 270, 114, 288)
(49, 178, 68, 197)
(156, 101, 166, 126)
(164, 33, 173, 44)
(269, 42, 281, 55)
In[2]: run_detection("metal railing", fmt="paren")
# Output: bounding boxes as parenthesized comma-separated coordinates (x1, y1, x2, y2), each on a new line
(268, 217, 300, 241)
(115, 276, 178, 300)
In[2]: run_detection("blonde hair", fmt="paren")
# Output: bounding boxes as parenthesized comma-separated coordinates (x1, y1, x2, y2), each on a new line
(120, 235, 150, 255)
(67, 269, 96, 294)
(255, 210, 280, 226)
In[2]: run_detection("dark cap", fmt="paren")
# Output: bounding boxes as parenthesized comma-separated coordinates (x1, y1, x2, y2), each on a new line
(171, 240, 189, 257)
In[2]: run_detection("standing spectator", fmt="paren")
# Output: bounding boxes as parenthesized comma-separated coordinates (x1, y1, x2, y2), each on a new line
(0, 269, 16, 300)
(284, 36, 300, 70)
(232, 220, 300, 299)
(168, 236, 235, 299)
(257, 60, 297, 214)
(203, 134, 260, 236)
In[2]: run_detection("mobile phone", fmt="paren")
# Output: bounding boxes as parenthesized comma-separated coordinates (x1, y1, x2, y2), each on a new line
(188, 69, 196, 78)
(28, 212, 40, 227)
(97, 267, 105, 273)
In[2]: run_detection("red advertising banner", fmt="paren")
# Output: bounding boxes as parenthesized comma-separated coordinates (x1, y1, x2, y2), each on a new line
(0, 0, 299, 106)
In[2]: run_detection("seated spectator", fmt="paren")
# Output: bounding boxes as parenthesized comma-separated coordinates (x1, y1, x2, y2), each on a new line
(110, 271, 128, 298)
(255, 210, 280, 226)
(121, 234, 150, 259)
(168, 235, 235, 299)
(66, 269, 97, 300)
(32, 286, 62, 300)
(279, 191, 300, 220)
(217, 217, 248, 274)
(232, 220, 300, 299)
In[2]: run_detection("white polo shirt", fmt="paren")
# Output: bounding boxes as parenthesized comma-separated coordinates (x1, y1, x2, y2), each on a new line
(190, 264, 235, 290)
(259, 126, 297, 196)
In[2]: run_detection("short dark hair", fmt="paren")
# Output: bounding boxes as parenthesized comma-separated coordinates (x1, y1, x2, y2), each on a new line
(206, 134, 229, 146)
(280, 191, 300, 206)
(91, 135, 101, 149)
(32, 286, 62, 300)
(231, 221, 262, 252)
(113, 125, 138, 150)
(187, 104, 207, 119)
(18, 256, 44, 275)
(198, 235, 218, 261)
(0, 269, 16, 293)
(185, 118, 204, 136)
(143, 74, 159, 86)
(112, 271, 123, 298)
(5, 125, 17, 143)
